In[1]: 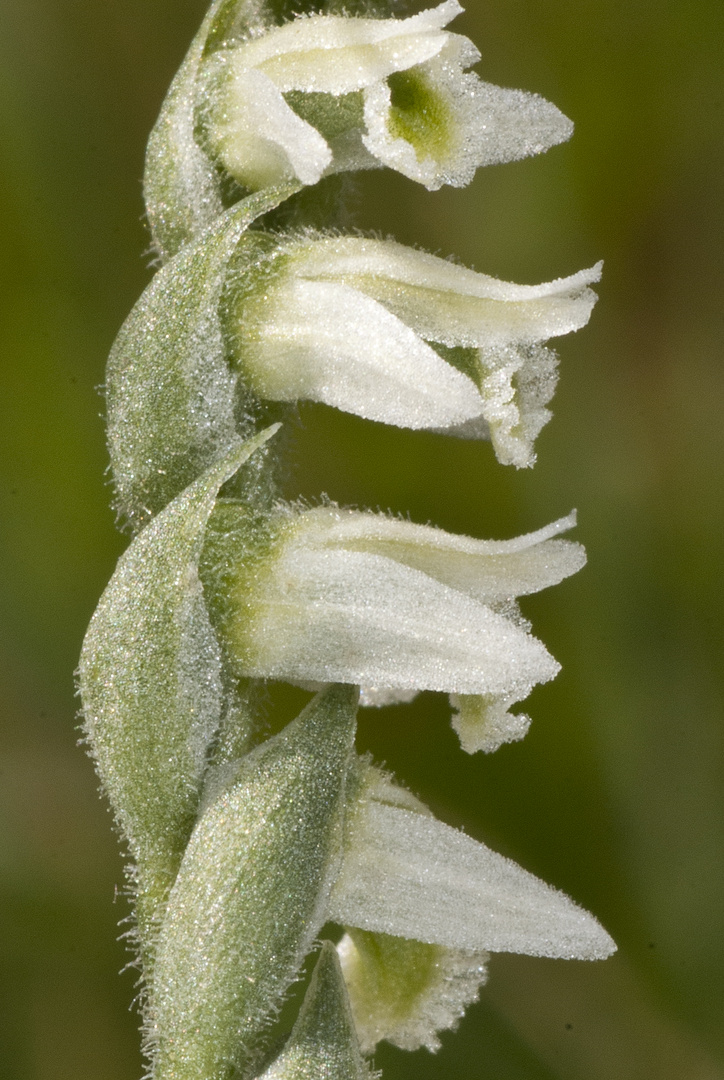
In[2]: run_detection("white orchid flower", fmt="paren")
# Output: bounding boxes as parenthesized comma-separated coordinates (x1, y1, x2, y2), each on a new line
(201, 0, 573, 192)
(229, 234, 601, 466)
(200, 502, 586, 749)
(331, 763, 615, 1053)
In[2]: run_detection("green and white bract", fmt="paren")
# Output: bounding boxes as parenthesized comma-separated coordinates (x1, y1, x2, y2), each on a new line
(257, 943, 371, 1080)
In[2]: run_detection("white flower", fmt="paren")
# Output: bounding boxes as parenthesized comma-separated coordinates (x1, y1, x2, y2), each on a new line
(330, 764, 615, 1052)
(201, 0, 573, 192)
(230, 234, 601, 466)
(200, 502, 586, 748)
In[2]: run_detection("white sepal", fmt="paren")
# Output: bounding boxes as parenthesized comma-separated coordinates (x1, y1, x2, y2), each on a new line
(328, 777, 616, 961)
(212, 66, 333, 190)
(240, 276, 486, 429)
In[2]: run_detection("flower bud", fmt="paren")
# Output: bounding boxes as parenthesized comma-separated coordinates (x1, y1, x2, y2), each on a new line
(200, 501, 585, 748)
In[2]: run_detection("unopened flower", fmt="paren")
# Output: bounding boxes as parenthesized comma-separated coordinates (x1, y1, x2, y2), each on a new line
(227, 234, 602, 466)
(199, 0, 573, 192)
(199, 501, 585, 747)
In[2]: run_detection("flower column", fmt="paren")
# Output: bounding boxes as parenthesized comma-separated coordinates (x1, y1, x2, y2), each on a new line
(79, 2, 614, 1079)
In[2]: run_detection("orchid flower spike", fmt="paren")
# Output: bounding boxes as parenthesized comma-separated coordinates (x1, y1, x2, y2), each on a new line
(226, 234, 602, 467)
(199, 0, 573, 193)
(199, 501, 586, 751)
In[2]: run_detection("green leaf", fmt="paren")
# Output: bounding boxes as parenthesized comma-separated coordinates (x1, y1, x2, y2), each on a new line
(150, 685, 359, 1080)
(106, 193, 294, 531)
(78, 429, 280, 974)
(258, 942, 371, 1080)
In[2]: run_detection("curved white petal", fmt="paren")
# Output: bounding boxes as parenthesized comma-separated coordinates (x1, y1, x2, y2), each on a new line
(235, 1, 459, 94)
(241, 277, 485, 428)
(239, 545, 559, 695)
(292, 505, 586, 603)
(291, 237, 602, 347)
(214, 66, 332, 189)
(329, 800, 616, 960)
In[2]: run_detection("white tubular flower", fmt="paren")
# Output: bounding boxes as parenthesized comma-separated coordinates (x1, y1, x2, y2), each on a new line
(330, 765, 615, 1053)
(230, 234, 601, 465)
(200, 0, 573, 192)
(200, 502, 585, 747)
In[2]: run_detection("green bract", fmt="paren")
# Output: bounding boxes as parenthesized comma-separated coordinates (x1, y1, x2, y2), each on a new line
(106, 192, 295, 531)
(258, 943, 371, 1080)
(150, 685, 359, 1080)
(79, 430, 279, 970)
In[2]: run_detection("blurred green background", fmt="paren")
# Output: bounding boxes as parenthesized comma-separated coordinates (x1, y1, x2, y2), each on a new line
(1, 0, 722, 1077)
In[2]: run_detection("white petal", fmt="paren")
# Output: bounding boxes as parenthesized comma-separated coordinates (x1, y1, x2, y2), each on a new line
(337, 928, 488, 1053)
(292, 237, 602, 347)
(449, 693, 531, 754)
(240, 277, 485, 428)
(292, 505, 586, 603)
(213, 66, 332, 188)
(362, 38, 573, 190)
(235, 1, 460, 94)
(329, 800, 616, 960)
(239, 545, 559, 696)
